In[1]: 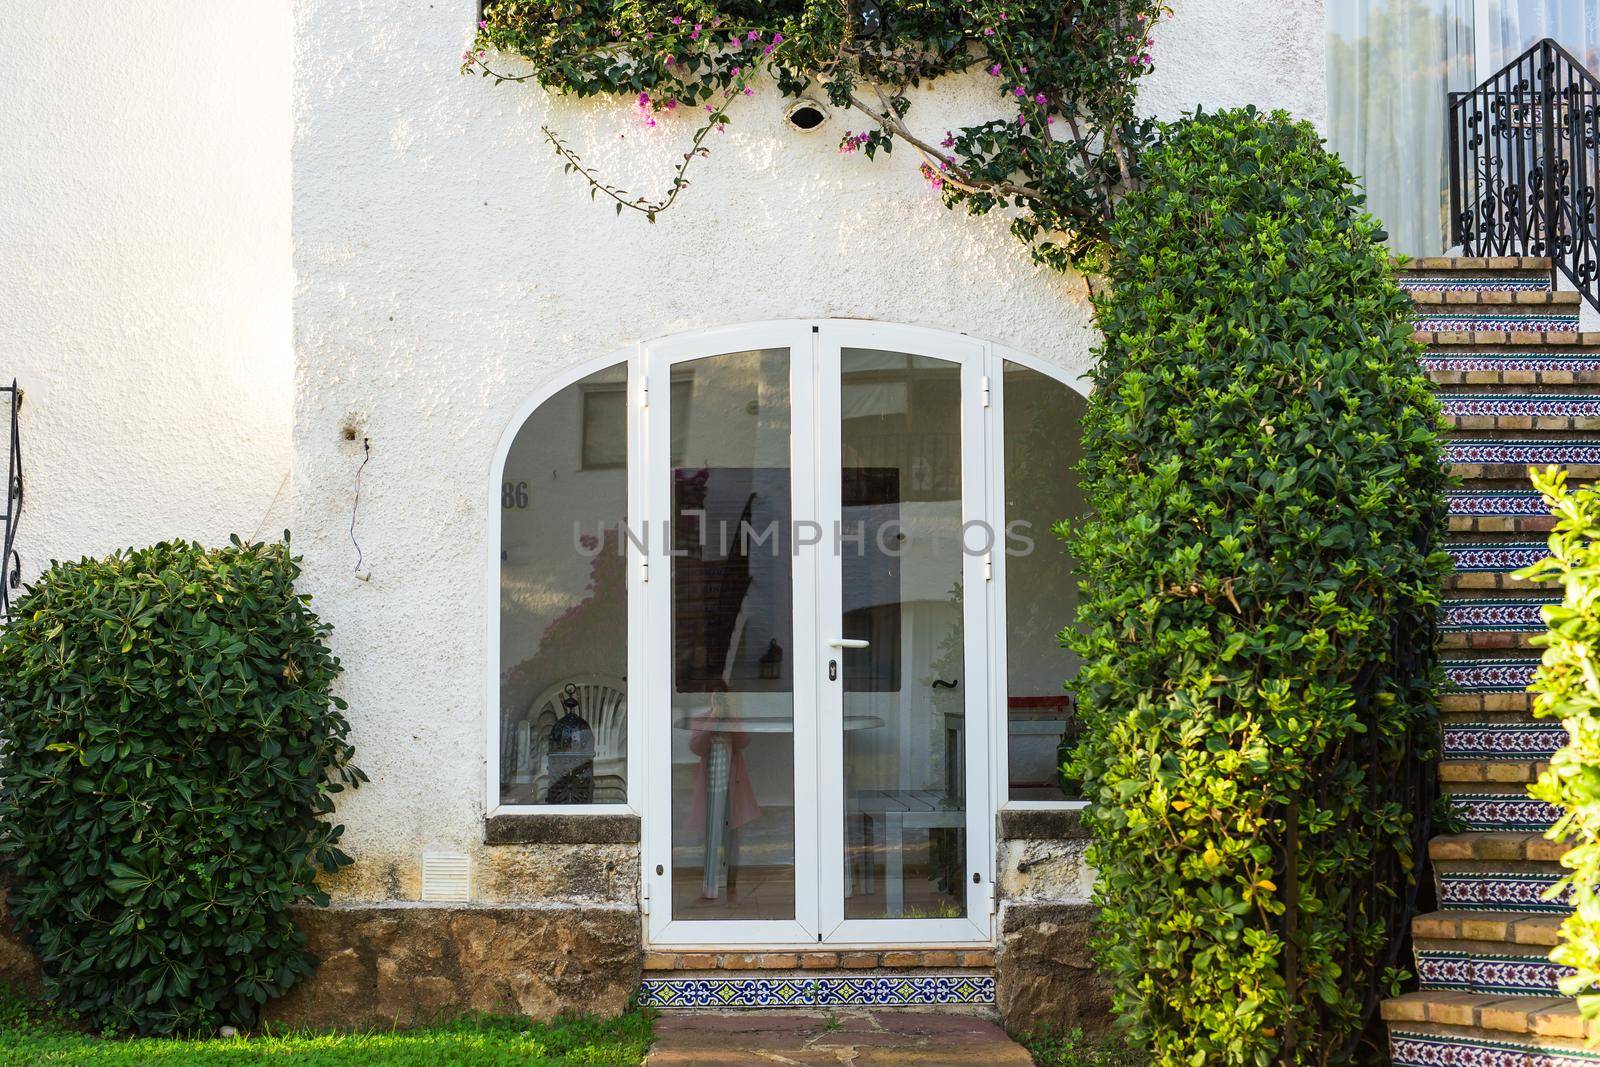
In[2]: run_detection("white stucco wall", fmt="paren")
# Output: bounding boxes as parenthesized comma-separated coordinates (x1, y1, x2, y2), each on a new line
(0, 2, 293, 574)
(288, 0, 1326, 901)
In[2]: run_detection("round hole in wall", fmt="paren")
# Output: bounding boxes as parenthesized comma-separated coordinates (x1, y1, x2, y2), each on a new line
(784, 99, 829, 132)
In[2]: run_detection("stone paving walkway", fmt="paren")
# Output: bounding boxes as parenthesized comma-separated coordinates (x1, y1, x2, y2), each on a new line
(643, 1009, 1034, 1065)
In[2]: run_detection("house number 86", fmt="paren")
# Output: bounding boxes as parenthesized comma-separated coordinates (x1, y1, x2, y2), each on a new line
(502, 481, 528, 510)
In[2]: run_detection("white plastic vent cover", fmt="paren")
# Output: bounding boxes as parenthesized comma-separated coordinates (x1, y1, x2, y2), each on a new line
(420, 851, 471, 902)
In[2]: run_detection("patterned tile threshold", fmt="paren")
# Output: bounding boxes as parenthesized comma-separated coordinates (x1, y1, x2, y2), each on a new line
(1437, 870, 1569, 912)
(1449, 793, 1562, 833)
(1417, 950, 1574, 995)
(1392, 1030, 1600, 1067)
(1402, 276, 1553, 292)
(639, 974, 996, 1010)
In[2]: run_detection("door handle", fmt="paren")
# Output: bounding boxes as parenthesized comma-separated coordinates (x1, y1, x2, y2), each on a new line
(828, 638, 870, 649)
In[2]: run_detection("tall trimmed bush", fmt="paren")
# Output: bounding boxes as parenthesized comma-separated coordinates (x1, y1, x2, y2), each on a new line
(1066, 108, 1449, 1062)
(1519, 467, 1600, 1018)
(0, 538, 364, 1034)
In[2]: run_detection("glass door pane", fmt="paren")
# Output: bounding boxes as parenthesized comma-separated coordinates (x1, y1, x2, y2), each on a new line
(836, 347, 968, 922)
(666, 348, 799, 922)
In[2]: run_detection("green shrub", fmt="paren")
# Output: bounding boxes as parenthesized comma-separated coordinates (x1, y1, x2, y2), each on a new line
(1519, 467, 1600, 1018)
(1065, 107, 1449, 1063)
(0, 538, 364, 1035)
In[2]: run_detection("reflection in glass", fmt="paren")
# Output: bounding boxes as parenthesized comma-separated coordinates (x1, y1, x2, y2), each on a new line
(499, 364, 628, 806)
(669, 349, 798, 920)
(1002, 362, 1087, 801)
(840, 349, 966, 920)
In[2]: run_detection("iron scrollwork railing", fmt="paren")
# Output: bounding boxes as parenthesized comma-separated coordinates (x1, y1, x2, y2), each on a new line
(1, 380, 21, 618)
(1450, 37, 1600, 311)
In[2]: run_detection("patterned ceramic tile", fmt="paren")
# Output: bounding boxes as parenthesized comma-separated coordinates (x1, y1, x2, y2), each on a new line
(1443, 658, 1540, 692)
(1440, 395, 1600, 418)
(1393, 1030, 1600, 1067)
(1416, 949, 1574, 994)
(1424, 353, 1600, 373)
(1437, 870, 1569, 912)
(1442, 722, 1566, 759)
(1414, 315, 1579, 333)
(1447, 490, 1549, 517)
(1446, 542, 1549, 572)
(1449, 792, 1562, 832)
(1402, 276, 1552, 292)
(1439, 598, 1555, 631)
(1445, 440, 1600, 466)
(637, 974, 997, 1010)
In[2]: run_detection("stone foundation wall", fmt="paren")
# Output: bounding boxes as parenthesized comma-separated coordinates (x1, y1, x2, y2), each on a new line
(993, 809, 1111, 1034)
(265, 902, 641, 1028)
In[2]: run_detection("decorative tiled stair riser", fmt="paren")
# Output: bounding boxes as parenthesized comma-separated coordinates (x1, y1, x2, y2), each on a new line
(1436, 871, 1570, 912)
(638, 974, 996, 1010)
(1448, 490, 1551, 517)
(1402, 275, 1554, 292)
(1444, 659, 1542, 692)
(1447, 543, 1549, 572)
(1440, 599, 1555, 632)
(1392, 1031, 1600, 1067)
(1415, 318, 1580, 335)
(1385, 257, 1600, 1060)
(1444, 441, 1600, 467)
(1442, 723, 1566, 760)
(1416, 951, 1575, 996)
(1448, 793, 1562, 832)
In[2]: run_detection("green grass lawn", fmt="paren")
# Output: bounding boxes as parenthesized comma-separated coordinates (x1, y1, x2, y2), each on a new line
(0, 988, 653, 1065)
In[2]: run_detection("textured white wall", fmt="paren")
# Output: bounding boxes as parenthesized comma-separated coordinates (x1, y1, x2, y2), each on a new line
(0, 2, 294, 575)
(289, 0, 1325, 899)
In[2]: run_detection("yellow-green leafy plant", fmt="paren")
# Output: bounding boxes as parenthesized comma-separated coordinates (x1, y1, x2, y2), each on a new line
(1518, 465, 1600, 1018)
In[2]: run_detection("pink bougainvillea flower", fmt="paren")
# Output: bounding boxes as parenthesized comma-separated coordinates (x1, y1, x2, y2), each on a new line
(941, 131, 956, 147)
(1034, 93, 1047, 104)
(1012, 86, 1025, 97)
(747, 30, 759, 41)
(690, 23, 701, 39)
(744, 87, 754, 95)
(984, 27, 995, 36)
(665, 55, 675, 65)
(771, 33, 783, 44)
(731, 66, 741, 77)
(988, 63, 1001, 76)
(671, 15, 683, 25)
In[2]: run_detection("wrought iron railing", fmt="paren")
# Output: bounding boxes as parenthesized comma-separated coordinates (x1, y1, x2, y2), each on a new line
(1449, 38, 1600, 311)
(1, 380, 21, 617)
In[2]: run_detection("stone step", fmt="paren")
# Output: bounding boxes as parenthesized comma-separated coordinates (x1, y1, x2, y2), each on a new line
(1439, 760, 1546, 785)
(1414, 911, 1564, 949)
(1448, 792, 1562, 833)
(1442, 723, 1565, 761)
(638, 971, 997, 1010)
(1408, 291, 1575, 309)
(1419, 330, 1600, 348)
(1392, 1026, 1600, 1066)
(1416, 946, 1573, 997)
(1425, 352, 1600, 387)
(1442, 394, 1600, 432)
(1445, 439, 1600, 481)
(1437, 869, 1569, 914)
(1404, 256, 1553, 272)
(1386, 991, 1595, 1040)
(1431, 832, 1564, 863)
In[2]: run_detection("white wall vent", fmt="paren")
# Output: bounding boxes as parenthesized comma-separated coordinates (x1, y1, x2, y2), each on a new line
(420, 850, 471, 902)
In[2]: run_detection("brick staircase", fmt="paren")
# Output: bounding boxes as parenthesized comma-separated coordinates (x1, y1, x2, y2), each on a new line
(1384, 258, 1600, 1064)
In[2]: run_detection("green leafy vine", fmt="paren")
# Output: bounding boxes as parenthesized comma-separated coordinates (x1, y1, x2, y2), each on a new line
(465, 0, 1170, 273)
